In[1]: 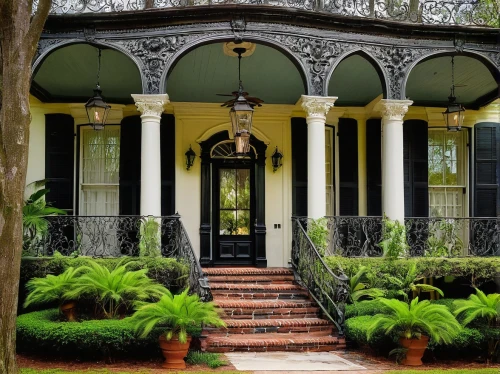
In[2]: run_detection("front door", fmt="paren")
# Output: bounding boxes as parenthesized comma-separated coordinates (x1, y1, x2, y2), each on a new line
(213, 163, 255, 265)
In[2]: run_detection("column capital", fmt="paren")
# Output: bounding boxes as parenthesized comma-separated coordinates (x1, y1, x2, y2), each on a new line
(131, 94, 169, 118)
(301, 95, 337, 120)
(379, 99, 413, 121)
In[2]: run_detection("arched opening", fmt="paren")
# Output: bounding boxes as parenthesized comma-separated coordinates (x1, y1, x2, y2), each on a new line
(32, 43, 142, 104)
(328, 52, 386, 106)
(166, 42, 306, 104)
(405, 54, 499, 108)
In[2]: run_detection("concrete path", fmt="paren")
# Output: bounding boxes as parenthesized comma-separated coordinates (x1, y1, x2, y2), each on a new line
(226, 352, 367, 371)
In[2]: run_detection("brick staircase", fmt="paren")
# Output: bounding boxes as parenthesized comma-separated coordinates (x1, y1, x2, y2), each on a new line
(202, 267, 346, 353)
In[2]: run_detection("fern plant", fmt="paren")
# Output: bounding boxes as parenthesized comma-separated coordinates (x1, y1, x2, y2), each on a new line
(66, 260, 168, 318)
(367, 297, 461, 344)
(454, 289, 500, 361)
(139, 217, 162, 257)
(23, 188, 67, 254)
(349, 266, 385, 302)
(24, 266, 86, 320)
(383, 262, 444, 301)
(131, 288, 226, 343)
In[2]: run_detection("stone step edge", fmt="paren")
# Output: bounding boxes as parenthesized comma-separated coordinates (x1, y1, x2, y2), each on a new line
(205, 335, 344, 347)
(204, 268, 293, 276)
(213, 299, 316, 308)
(213, 318, 332, 327)
(211, 284, 303, 290)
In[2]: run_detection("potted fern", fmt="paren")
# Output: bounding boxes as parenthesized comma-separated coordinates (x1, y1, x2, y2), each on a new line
(367, 297, 461, 366)
(24, 266, 86, 321)
(131, 288, 225, 369)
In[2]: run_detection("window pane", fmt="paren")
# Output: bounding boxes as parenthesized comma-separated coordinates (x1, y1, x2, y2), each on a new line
(220, 169, 236, 209)
(237, 210, 250, 235)
(220, 210, 237, 235)
(82, 128, 120, 184)
(237, 169, 250, 209)
(428, 130, 464, 186)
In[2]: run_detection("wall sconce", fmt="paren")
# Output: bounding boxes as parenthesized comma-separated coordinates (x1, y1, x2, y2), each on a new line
(271, 146, 283, 172)
(185, 145, 196, 170)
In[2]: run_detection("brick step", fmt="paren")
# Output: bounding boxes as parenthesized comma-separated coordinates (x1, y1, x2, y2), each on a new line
(211, 290, 310, 300)
(208, 275, 295, 283)
(206, 318, 333, 335)
(204, 267, 293, 276)
(222, 307, 320, 319)
(214, 299, 317, 309)
(211, 283, 303, 291)
(205, 333, 346, 353)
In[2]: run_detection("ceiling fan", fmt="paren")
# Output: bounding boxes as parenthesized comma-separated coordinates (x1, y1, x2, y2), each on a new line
(218, 47, 264, 108)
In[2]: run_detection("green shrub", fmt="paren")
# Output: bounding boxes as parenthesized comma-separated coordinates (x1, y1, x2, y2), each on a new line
(379, 217, 408, 259)
(307, 218, 328, 256)
(16, 309, 201, 359)
(325, 257, 500, 289)
(139, 217, 161, 257)
(19, 256, 188, 313)
(186, 351, 228, 368)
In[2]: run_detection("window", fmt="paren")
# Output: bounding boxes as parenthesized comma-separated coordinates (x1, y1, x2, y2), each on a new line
(219, 168, 251, 235)
(428, 129, 466, 217)
(80, 127, 120, 215)
(325, 127, 335, 216)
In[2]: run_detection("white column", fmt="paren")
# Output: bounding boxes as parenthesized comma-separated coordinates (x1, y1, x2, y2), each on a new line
(131, 94, 170, 216)
(356, 117, 367, 216)
(301, 95, 338, 219)
(379, 99, 413, 223)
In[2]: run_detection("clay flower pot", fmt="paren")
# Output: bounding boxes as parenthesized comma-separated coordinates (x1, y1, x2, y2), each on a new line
(60, 301, 77, 322)
(158, 334, 191, 369)
(399, 335, 429, 366)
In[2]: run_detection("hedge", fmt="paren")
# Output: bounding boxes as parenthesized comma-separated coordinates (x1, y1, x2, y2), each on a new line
(326, 256, 500, 288)
(17, 309, 201, 359)
(19, 256, 189, 312)
(344, 299, 498, 358)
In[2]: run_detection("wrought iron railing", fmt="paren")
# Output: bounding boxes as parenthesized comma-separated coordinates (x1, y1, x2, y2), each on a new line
(23, 214, 212, 301)
(291, 217, 349, 335)
(320, 216, 500, 257)
(35, 0, 499, 27)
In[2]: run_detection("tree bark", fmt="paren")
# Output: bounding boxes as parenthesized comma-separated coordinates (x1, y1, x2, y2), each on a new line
(0, 1, 51, 373)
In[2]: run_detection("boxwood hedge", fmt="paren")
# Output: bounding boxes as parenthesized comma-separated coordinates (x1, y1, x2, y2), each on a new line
(17, 309, 201, 359)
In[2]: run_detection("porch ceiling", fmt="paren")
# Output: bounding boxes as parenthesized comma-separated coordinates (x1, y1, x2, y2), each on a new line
(328, 54, 384, 106)
(32, 44, 142, 104)
(166, 43, 306, 105)
(406, 56, 498, 108)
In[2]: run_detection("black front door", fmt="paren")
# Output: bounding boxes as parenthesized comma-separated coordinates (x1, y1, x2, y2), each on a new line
(213, 163, 255, 265)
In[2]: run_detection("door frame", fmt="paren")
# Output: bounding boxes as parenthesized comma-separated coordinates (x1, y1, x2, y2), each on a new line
(199, 130, 267, 267)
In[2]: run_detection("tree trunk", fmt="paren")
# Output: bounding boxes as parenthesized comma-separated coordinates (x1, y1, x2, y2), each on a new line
(0, 1, 51, 373)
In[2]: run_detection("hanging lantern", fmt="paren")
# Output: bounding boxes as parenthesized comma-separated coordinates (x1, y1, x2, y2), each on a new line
(85, 48, 111, 131)
(271, 146, 283, 172)
(442, 56, 465, 132)
(185, 145, 196, 170)
(235, 130, 250, 154)
(229, 96, 254, 137)
(85, 86, 111, 131)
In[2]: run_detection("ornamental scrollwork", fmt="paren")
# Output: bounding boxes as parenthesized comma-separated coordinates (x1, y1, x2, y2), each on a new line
(116, 36, 187, 94)
(272, 35, 351, 96)
(34, 39, 65, 64)
(368, 46, 431, 99)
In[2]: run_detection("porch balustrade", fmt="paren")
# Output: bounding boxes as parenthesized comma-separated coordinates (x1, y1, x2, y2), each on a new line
(294, 216, 500, 257)
(23, 215, 212, 301)
(35, 0, 498, 27)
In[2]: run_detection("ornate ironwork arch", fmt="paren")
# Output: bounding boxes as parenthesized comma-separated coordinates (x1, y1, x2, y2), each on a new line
(324, 48, 389, 99)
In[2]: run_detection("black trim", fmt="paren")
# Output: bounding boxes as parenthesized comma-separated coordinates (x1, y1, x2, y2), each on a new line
(291, 117, 308, 216)
(366, 119, 382, 216)
(339, 118, 358, 215)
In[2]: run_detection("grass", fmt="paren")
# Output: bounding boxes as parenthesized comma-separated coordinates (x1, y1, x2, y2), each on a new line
(20, 370, 244, 374)
(385, 370, 500, 374)
(186, 351, 228, 368)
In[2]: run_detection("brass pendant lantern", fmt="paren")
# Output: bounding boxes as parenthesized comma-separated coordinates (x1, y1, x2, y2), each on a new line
(85, 49, 111, 131)
(443, 56, 465, 132)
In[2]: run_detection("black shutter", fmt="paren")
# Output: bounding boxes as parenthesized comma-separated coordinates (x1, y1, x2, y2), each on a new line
(339, 118, 358, 215)
(403, 120, 428, 217)
(292, 117, 308, 216)
(45, 114, 74, 212)
(119, 116, 141, 215)
(366, 119, 382, 216)
(161, 114, 176, 216)
(474, 122, 500, 217)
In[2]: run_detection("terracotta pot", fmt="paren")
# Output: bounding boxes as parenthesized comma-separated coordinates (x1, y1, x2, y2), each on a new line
(60, 301, 77, 322)
(399, 335, 429, 366)
(158, 334, 191, 369)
